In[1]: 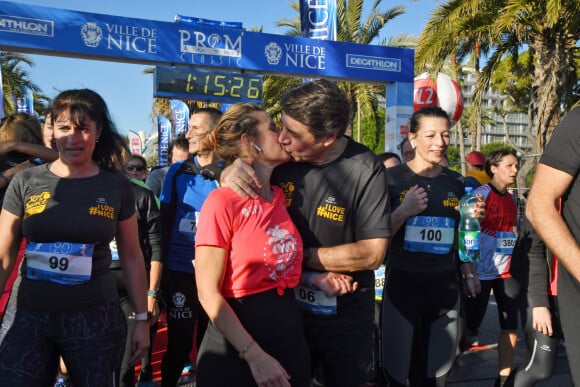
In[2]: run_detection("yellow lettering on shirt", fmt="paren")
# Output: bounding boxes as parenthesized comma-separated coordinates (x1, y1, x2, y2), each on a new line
(88, 204, 115, 220)
(24, 191, 51, 220)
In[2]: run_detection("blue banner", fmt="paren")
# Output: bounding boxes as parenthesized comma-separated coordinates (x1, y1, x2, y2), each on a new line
(385, 82, 414, 153)
(170, 99, 189, 137)
(0, 1, 413, 84)
(15, 86, 34, 115)
(300, 0, 337, 40)
(157, 115, 171, 166)
(174, 14, 243, 30)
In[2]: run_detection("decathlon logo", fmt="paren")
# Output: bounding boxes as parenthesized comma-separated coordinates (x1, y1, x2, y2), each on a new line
(0, 15, 54, 37)
(346, 54, 401, 72)
(81, 22, 103, 47)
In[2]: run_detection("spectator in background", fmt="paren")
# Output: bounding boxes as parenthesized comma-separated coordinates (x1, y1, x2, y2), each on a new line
(146, 136, 190, 197)
(111, 141, 162, 387)
(42, 111, 57, 150)
(0, 113, 58, 205)
(400, 136, 415, 163)
(159, 108, 224, 387)
(465, 151, 490, 189)
(125, 154, 148, 183)
(378, 151, 402, 169)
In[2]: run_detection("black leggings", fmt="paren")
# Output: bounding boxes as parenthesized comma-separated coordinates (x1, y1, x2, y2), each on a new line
(160, 270, 208, 387)
(382, 269, 460, 387)
(507, 296, 561, 387)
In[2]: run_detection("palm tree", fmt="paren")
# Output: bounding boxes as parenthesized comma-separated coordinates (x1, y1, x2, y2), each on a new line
(1, 51, 47, 116)
(415, 0, 580, 191)
(268, 0, 408, 145)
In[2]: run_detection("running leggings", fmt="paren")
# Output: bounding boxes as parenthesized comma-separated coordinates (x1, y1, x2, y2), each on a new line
(507, 295, 561, 387)
(381, 269, 460, 387)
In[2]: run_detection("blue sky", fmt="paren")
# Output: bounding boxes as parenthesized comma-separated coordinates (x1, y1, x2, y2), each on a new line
(13, 0, 438, 136)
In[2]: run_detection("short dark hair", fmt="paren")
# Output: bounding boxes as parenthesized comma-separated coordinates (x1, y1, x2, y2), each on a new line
(168, 136, 190, 163)
(193, 107, 223, 132)
(280, 79, 350, 139)
(485, 149, 518, 177)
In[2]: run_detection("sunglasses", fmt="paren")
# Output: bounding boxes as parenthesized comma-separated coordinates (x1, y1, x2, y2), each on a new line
(126, 165, 146, 172)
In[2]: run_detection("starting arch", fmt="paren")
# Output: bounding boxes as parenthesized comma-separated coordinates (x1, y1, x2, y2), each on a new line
(0, 0, 414, 152)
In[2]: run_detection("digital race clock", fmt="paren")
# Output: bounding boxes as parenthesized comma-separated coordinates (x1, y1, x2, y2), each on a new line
(154, 66, 263, 103)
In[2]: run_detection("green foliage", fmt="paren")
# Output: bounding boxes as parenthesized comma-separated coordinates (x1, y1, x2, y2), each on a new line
(446, 146, 462, 173)
(490, 51, 533, 113)
(357, 107, 385, 153)
(480, 142, 516, 155)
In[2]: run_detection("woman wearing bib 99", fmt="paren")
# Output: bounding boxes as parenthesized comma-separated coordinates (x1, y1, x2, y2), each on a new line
(381, 106, 482, 386)
(0, 89, 149, 386)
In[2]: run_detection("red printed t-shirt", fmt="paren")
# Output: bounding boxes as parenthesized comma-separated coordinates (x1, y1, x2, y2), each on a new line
(195, 186, 303, 298)
(473, 184, 517, 280)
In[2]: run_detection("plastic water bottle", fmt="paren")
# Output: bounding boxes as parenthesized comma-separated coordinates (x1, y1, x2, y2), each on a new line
(458, 187, 480, 262)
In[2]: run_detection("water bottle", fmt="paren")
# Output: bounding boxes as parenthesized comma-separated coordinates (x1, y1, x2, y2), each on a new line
(458, 187, 480, 262)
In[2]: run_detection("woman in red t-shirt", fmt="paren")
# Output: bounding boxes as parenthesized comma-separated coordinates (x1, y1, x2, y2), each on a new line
(194, 103, 356, 387)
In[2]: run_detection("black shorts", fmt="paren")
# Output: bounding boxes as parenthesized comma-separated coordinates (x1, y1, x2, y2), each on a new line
(465, 276, 520, 332)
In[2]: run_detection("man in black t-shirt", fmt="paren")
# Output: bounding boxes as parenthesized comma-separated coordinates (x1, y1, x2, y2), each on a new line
(526, 107, 580, 385)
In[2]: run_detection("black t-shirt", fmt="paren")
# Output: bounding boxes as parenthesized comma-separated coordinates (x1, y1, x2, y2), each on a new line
(540, 107, 580, 247)
(0, 151, 29, 206)
(539, 107, 580, 292)
(2, 164, 135, 311)
(386, 164, 463, 272)
(272, 138, 391, 323)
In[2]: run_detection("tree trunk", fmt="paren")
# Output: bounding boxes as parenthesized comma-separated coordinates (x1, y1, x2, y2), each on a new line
(530, 33, 574, 151)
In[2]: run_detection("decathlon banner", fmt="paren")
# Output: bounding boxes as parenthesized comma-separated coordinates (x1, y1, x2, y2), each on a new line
(242, 31, 413, 83)
(157, 116, 172, 167)
(0, 1, 413, 84)
(170, 99, 189, 137)
(300, 0, 337, 40)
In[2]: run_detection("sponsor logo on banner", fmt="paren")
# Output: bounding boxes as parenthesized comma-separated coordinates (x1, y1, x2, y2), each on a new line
(346, 54, 401, 72)
(0, 14, 54, 37)
(80, 21, 158, 54)
(179, 27, 242, 66)
(263, 41, 326, 70)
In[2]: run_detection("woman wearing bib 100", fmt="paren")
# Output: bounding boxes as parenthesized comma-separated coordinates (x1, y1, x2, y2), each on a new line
(381, 106, 482, 386)
(0, 89, 149, 386)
